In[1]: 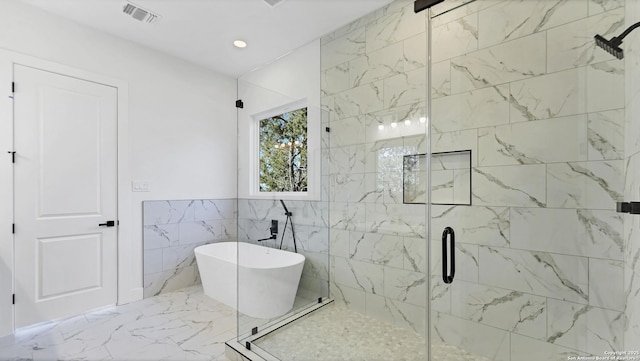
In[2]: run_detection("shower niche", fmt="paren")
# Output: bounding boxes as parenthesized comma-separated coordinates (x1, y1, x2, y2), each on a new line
(403, 150, 471, 205)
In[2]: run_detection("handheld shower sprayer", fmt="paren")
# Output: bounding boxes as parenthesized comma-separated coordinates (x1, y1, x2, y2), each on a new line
(280, 199, 292, 216)
(595, 21, 640, 60)
(278, 200, 298, 253)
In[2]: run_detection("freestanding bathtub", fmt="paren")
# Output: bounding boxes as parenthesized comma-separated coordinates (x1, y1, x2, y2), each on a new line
(194, 242, 305, 319)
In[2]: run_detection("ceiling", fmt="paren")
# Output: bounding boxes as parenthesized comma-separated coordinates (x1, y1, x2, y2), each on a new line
(20, 0, 394, 77)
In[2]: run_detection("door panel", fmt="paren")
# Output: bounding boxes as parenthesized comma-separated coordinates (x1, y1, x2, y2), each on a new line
(38, 234, 103, 299)
(14, 65, 118, 328)
(38, 86, 103, 217)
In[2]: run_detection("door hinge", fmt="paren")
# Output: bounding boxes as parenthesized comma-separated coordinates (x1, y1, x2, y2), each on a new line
(11, 82, 14, 93)
(8, 151, 15, 163)
(12, 294, 15, 305)
(414, 0, 445, 13)
(325, 127, 330, 133)
(235, 99, 244, 109)
(12, 223, 15, 234)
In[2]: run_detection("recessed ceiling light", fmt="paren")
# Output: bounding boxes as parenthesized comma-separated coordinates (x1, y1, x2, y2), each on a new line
(234, 40, 247, 48)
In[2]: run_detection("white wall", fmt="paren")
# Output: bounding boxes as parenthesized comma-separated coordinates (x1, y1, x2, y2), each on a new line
(0, 0, 237, 336)
(237, 40, 321, 199)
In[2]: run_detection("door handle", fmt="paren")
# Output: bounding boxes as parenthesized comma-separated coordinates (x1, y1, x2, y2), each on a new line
(99, 220, 115, 227)
(442, 227, 455, 284)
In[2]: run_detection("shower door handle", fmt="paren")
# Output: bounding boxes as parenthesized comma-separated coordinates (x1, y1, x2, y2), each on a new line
(442, 227, 455, 284)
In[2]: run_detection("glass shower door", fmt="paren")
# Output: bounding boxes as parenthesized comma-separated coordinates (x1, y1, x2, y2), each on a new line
(428, 0, 632, 360)
(234, 71, 331, 359)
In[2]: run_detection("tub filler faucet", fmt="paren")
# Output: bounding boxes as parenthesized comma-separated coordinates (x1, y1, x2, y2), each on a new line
(257, 220, 278, 242)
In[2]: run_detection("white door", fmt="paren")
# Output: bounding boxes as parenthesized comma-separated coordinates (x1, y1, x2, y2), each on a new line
(13, 64, 118, 328)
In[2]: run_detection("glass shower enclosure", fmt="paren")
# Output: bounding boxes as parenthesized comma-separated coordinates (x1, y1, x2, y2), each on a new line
(233, 66, 332, 359)
(427, 0, 637, 359)
(229, 0, 640, 360)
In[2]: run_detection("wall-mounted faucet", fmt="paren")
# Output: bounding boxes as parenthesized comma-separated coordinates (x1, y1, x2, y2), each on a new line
(257, 220, 278, 242)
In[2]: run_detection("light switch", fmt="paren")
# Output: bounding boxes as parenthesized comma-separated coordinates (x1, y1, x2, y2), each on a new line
(132, 181, 149, 192)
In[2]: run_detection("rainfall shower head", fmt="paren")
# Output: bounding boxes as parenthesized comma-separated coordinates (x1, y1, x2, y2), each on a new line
(594, 34, 623, 59)
(594, 21, 640, 60)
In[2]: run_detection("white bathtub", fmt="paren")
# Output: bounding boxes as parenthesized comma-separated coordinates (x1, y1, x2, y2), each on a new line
(194, 242, 305, 319)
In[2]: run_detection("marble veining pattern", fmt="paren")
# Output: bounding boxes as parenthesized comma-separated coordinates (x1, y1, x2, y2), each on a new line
(546, 299, 624, 355)
(586, 60, 625, 114)
(431, 85, 510, 133)
(510, 207, 623, 260)
(450, 32, 546, 94)
(432, 311, 510, 361)
(236, 198, 330, 307)
(365, 2, 425, 53)
(430, 242, 479, 284)
(450, 281, 547, 340)
(143, 200, 237, 298)
(478, 115, 588, 166)
(588, 109, 625, 160)
(0, 286, 235, 361)
(478, 0, 588, 49)
(546, 8, 624, 72)
(624, 0, 640, 350)
(321, 26, 366, 71)
(508, 68, 584, 123)
(431, 13, 478, 63)
(479, 247, 589, 304)
(546, 160, 624, 209)
(320, 0, 630, 359)
(473, 165, 546, 208)
(431, 205, 509, 246)
(589, 0, 624, 15)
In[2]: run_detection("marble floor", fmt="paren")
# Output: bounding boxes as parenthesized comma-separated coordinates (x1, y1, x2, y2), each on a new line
(0, 286, 491, 361)
(253, 304, 492, 361)
(0, 286, 235, 361)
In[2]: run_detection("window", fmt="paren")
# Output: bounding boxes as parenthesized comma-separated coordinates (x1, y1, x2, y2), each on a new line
(246, 98, 319, 201)
(258, 107, 308, 192)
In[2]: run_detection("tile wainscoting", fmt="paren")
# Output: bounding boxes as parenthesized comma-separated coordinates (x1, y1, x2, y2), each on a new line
(143, 199, 237, 298)
(143, 198, 330, 304)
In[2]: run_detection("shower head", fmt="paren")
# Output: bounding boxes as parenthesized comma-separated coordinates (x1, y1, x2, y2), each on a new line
(594, 21, 640, 60)
(594, 34, 623, 59)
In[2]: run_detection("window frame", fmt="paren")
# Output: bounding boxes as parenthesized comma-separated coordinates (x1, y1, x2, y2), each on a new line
(249, 98, 320, 201)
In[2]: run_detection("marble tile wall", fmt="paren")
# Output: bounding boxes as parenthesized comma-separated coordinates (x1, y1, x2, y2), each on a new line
(143, 199, 237, 298)
(429, 0, 628, 359)
(625, 0, 640, 352)
(322, 0, 429, 335)
(236, 198, 330, 304)
(321, 0, 632, 358)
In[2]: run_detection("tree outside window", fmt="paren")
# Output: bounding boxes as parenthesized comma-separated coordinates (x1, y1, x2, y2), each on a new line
(259, 107, 308, 192)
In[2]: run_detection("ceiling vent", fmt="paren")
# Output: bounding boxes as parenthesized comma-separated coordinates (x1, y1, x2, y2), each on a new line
(263, 0, 288, 7)
(122, 2, 160, 24)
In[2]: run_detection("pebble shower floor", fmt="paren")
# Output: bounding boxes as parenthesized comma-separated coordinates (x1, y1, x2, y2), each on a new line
(253, 304, 492, 361)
